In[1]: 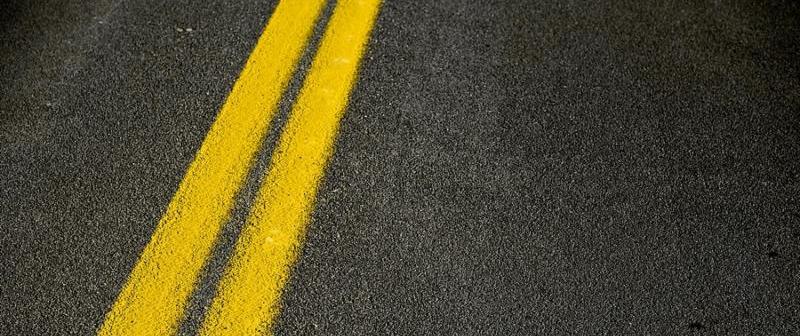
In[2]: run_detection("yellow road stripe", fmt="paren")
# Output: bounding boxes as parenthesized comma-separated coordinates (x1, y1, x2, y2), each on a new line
(96, 1, 326, 334)
(198, 0, 382, 334)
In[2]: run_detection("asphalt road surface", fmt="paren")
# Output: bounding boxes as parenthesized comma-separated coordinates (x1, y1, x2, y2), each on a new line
(2, 0, 799, 335)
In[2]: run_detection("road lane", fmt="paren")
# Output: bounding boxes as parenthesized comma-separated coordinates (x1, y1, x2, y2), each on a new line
(198, 0, 382, 334)
(274, 0, 800, 334)
(96, 0, 326, 334)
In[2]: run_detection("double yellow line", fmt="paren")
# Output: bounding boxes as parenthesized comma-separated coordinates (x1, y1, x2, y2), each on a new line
(97, 0, 381, 334)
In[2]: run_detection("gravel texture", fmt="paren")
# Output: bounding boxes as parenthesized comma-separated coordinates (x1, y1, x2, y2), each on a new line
(1, 0, 799, 335)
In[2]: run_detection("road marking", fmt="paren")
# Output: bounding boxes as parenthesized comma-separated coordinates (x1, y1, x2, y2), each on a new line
(96, 0, 326, 334)
(198, 0, 382, 334)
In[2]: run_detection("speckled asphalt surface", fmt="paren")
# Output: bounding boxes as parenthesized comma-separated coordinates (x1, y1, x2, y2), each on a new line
(2, 0, 799, 335)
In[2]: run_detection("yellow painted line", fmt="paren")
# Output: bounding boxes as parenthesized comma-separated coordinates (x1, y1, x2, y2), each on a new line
(198, 0, 382, 334)
(96, 0, 326, 335)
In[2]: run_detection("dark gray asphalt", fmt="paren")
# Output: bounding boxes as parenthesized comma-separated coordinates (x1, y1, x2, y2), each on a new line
(2, 0, 800, 335)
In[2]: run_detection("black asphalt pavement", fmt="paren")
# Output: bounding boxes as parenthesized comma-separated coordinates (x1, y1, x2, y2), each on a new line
(2, 0, 799, 335)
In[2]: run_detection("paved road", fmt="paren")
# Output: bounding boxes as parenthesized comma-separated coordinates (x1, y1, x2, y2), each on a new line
(2, 0, 799, 335)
